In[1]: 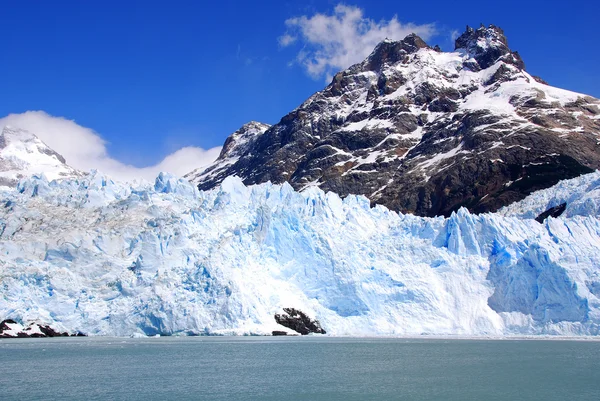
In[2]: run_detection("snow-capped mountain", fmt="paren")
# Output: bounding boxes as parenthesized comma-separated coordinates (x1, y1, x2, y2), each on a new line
(189, 25, 600, 217)
(0, 125, 81, 186)
(1, 171, 599, 337)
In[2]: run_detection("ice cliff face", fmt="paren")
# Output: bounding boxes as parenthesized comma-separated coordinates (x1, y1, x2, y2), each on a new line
(1, 172, 599, 336)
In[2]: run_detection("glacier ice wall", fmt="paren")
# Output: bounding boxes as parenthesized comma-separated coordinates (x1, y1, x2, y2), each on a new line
(1, 172, 599, 336)
(499, 170, 600, 219)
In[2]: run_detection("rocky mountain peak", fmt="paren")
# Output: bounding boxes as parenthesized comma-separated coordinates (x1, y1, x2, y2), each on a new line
(455, 24, 525, 70)
(1, 125, 68, 165)
(218, 121, 271, 159)
(184, 121, 271, 186)
(363, 33, 430, 72)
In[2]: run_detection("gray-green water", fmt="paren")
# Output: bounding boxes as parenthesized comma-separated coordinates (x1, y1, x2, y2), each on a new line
(0, 337, 599, 400)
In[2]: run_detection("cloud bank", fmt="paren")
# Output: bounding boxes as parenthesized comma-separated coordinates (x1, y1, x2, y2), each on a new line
(280, 4, 436, 80)
(0, 111, 221, 181)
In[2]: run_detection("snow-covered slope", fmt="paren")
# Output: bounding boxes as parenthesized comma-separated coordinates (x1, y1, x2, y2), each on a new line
(1, 172, 599, 337)
(190, 25, 600, 217)
(185, 121, 270, 185)
(0, 125, 81, 187)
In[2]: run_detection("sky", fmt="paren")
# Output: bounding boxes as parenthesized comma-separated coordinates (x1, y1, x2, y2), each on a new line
(1, 0, 598, 179)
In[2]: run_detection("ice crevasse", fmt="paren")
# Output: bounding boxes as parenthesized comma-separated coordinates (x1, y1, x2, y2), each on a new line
(0, 171, 599, 337)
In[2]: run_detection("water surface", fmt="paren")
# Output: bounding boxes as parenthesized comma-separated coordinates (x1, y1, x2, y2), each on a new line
(1, 337, 598, 400)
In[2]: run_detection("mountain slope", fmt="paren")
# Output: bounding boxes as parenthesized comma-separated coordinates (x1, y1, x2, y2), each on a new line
(1, 172, 599, 336)
(185, 121, 270, 185)
(189, 25, 600, 217)
(0, 125, 81, 186)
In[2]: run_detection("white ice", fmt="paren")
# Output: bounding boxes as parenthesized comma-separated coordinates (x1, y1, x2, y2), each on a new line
(0, 171, 599, 337)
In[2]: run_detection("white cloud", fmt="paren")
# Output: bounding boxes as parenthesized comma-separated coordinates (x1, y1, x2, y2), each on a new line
(0, 111, 221, 181)
(278, 34, 297, 47)
(279, 4, 436, 79)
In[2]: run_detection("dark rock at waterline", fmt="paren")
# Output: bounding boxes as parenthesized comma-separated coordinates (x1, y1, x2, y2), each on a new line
(535, 202, 567, 223)
(272, 331, 288, 336)
(0, 319, 85, 338)
(0, 319, 17, 331)
(274, 308, 326, 335)
(38, 325, 70, 337)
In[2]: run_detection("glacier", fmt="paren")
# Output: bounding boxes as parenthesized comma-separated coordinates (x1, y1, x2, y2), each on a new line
(1, 171, 599, 337)
(499, 170, 600, 219)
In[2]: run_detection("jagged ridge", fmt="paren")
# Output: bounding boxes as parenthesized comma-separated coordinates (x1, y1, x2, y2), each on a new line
(189, 24, 600, 217)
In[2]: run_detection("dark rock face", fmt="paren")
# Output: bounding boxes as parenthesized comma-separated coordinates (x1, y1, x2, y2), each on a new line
(271, 330, 288, 336)
(189, 25, 600, 217)
(0, 319, 17, 332)
(535, 203, 568, 223)
(38, 325, 70, 337)
(274, 308, 326, 335)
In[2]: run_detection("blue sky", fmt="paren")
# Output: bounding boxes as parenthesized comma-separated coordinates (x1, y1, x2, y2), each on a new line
(1, 0, 598, 177)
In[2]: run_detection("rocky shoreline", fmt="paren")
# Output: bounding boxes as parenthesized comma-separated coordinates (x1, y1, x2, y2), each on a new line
(273, 308, 327, 336)
(1, 308, 327, 338)
(0, 319, 85, 338)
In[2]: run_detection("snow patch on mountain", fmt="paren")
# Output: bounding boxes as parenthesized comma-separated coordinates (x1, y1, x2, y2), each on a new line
(307, 34, 584, 145)
(186, 122, 270, 185)
(1, 172, 599, 337)
(0, 126, 81, 187)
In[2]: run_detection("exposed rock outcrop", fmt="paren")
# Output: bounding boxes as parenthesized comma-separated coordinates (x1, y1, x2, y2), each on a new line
(535, 202, 567, 223)
(274, 308, 326, 335)
(0, 319, 84, 338)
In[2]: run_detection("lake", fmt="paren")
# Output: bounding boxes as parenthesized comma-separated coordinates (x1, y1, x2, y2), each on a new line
(0, 337, 599, 400)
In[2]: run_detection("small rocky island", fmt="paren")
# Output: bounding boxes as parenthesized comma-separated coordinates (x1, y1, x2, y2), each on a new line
(0, 319, 84, 338)
(273, 308, 326, 336)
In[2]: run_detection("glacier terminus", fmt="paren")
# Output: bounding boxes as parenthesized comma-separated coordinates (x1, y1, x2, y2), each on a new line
(1, 171, 599, 337)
